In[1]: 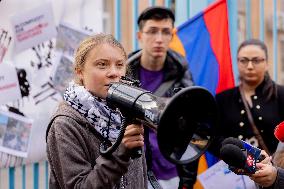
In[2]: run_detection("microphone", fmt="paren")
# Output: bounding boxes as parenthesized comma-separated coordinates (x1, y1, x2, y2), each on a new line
(220, 143, 257, 175)
(220, 144, 246, 168)
(274, 121, 284, 142)
(222, 137, 243, 149)
(222, 137, 263, 162)
(220, 137, 264, 175)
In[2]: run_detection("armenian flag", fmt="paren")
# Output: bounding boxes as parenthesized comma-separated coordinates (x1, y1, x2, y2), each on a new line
(170, 0, 234, 95)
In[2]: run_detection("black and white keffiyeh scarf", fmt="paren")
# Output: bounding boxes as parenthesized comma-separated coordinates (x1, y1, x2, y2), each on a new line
(63, 81, 123, 142)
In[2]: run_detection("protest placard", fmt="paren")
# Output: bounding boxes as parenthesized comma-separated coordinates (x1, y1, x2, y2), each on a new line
(0, 62, 21, 105)
(51, 23, 91, 94)
(0, 109, 33, 158)
(10, 2, 57, 53)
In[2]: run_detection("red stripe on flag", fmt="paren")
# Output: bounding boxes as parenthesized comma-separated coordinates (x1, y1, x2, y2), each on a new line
(203, 0, 235, 93)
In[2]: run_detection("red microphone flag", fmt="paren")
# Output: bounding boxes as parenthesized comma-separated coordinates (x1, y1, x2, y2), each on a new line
(274, 121, 284, 142)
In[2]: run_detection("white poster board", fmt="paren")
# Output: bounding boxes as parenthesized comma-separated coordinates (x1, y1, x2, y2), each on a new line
(51, 23, 91, 94)
(10, 2, 57, 53)
(0, 109, 33, 158)
(0, 0, 104, 167)
(198, 160, 257, 189)
(0, 62, 21, 105)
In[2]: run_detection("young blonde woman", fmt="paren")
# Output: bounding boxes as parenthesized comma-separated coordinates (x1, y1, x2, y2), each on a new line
(46, 34, 147, 189)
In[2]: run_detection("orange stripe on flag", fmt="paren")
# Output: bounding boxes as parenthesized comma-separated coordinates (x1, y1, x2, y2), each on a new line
(169, 28, 186, 57)
(193, 154, 208, 189)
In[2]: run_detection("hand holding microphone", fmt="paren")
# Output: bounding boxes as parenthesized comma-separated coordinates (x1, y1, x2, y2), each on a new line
(248, 121, 284, 188)
(220, 137, 268, 175)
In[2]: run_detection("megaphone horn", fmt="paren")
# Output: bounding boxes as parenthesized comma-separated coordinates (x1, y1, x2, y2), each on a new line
(100, 82, 217, 165)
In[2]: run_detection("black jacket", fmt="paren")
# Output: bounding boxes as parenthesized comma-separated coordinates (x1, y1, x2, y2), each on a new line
(216, 79, 284, 154)
(127, 49, 197, 189)
(127, 49, 194, 97)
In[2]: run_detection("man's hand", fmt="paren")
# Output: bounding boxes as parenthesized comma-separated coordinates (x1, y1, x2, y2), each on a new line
(250, 163, 277, 187)
(258, 150, 272, 165)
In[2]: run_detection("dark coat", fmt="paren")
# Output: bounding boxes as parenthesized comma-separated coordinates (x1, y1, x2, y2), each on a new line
(272, 142, 284, 189)
(127, 49, 194, 97)
(274, 168, 284, 189)
(216, 80, 284, 154)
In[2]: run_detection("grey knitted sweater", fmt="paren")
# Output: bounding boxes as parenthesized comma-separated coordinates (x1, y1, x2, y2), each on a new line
(46, 102, 148, 189)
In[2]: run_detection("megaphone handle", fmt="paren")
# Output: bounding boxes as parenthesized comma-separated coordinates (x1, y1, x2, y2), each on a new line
(100, 119, 142, 159)
(128, 118, 143, 159)
(129, 147, 143, 159)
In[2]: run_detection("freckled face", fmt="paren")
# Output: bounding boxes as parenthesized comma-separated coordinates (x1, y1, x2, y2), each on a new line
(77, 44, 126, 99)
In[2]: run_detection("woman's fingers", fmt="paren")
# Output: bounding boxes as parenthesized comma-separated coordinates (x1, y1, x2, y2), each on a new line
(122, 124, 144, 149)
(124, 124, 144, 137)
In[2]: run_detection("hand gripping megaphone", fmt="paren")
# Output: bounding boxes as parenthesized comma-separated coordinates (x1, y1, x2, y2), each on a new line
(100, 79, 217, 165)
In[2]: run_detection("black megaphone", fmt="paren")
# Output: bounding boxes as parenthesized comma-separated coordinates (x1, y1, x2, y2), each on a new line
(100, 81, 217, 165)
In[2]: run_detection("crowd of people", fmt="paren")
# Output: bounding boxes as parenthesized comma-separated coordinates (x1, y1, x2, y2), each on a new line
(46, 6, 284, 189)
